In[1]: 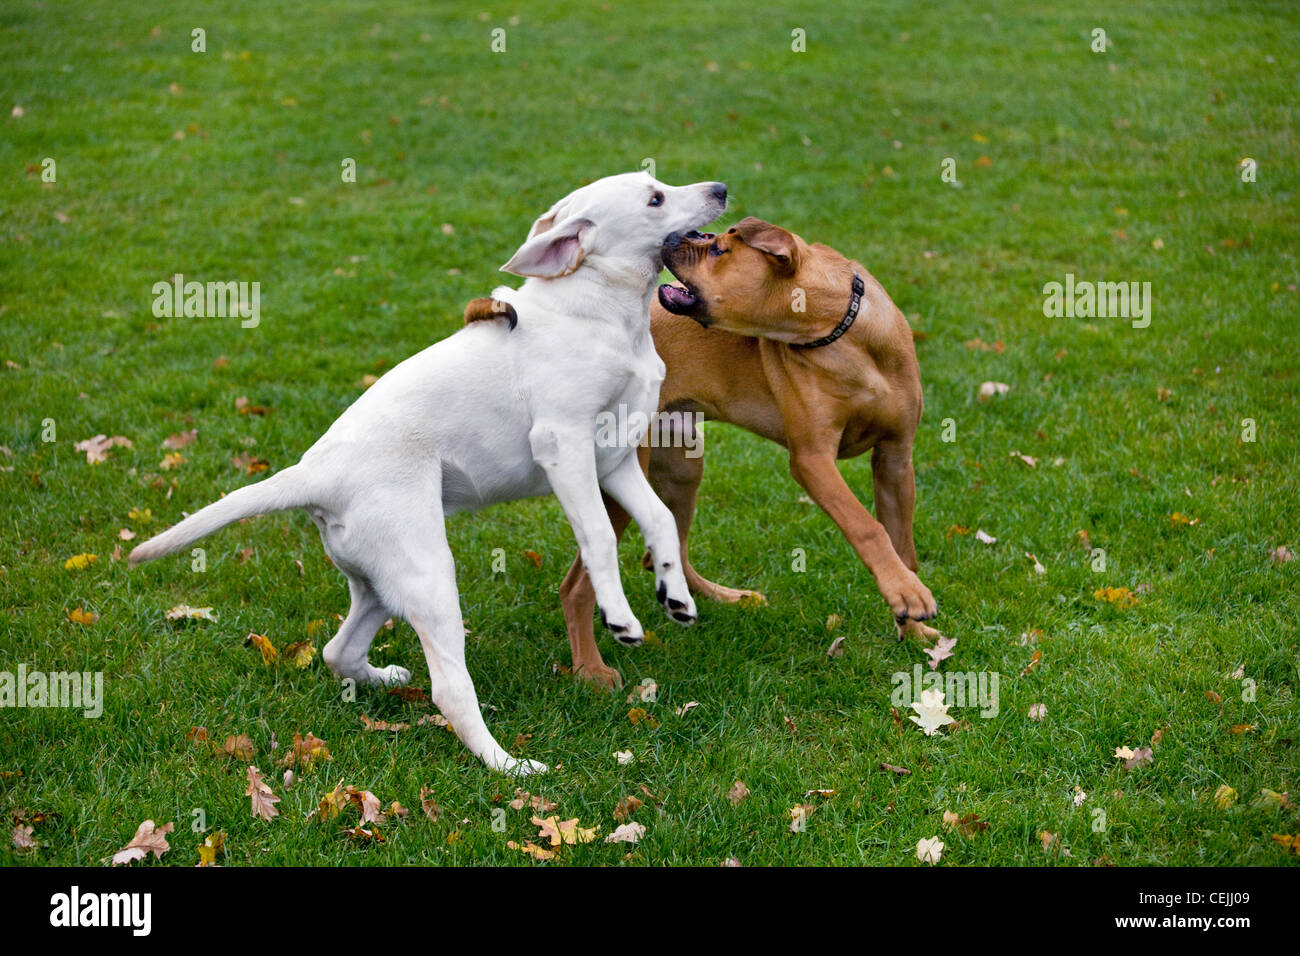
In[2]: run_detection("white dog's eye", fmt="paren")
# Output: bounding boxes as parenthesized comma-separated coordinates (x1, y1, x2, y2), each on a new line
(648, 191, 664, 207)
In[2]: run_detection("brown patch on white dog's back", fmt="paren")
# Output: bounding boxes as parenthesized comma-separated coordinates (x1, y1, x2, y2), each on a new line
(464, 296, 517, 330)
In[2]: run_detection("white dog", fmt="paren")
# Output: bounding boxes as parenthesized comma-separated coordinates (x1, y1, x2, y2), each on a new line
(131, 172, 728, 774)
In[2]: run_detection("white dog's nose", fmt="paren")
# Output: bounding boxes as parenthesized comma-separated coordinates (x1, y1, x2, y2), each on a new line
(709, 182, 728, 204)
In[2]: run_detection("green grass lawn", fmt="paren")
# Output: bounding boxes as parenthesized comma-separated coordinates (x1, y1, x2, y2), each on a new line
(1, 0, 1297, 866)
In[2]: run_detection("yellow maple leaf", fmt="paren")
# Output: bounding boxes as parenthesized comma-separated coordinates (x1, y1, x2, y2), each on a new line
(67, 607, 99, 625)
(64, 553, 98, 571)
(245, 632, 277, 665)
(1094, 586, 1138, 608)
(507, 839, 555, 860)
(531, 815, 598, 847)
(196, 832, 224, 867)
(1213, 785, 1237, 809)
(283, 640, 316, 669)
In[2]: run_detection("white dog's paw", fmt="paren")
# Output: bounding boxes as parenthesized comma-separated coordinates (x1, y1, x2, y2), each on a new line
(368, 664, 412, 686)
(599, 607, 645, 646)
(656, 579, 697, 626)
(502, 757, 549, 777)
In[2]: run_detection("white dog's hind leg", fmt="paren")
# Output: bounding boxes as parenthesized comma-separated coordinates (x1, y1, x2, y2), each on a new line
(321, 576, 412, 686)
(384, 513, 544, 776)
(530, 424, 643, 645)
(600, 453, 697, 626)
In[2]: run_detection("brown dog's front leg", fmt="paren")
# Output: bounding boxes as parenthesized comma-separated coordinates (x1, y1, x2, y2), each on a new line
(871, 439, 942, 641)
(643, 434, 765, 604)
(871, 439, 919, 572)
(789, 448, 936, 625)
(559, 492, 631, 690)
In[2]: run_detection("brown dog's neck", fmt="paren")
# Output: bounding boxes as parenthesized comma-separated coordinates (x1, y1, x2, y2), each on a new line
(786, 251, 863, 348)
(790, 273, 864, 350)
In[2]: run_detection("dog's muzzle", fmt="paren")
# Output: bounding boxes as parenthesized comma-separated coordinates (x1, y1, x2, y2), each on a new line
(658, 231, 714, 319)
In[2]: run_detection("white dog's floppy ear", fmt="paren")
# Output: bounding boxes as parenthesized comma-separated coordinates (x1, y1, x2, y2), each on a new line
(524, 198, 570, 241)
(501, 217, 594, 278)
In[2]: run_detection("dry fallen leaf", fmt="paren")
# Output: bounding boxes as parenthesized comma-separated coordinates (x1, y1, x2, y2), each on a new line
(976, 381, 1011, 402)
(244, 632, 277, 665)
(627, 707, 658, 729)
(916, 835, 944, 864)
(507, 840, 555, 860)
(1253, 789, 1290, 811)
(282, 732, 330, 771)
(64, 553, 98, 571)
(1028, 703, 1048, 721)
(1121, 746, 1154, 771)
(975, 529, 997, 545)
(605, 822, 645, 845)
(342, 825, 384, 843)
(1213, 785, 1238, 809)
(161, 429, 197, 450)
(361, 713, 410, 732)
(420, 787, 443, 821)
(826, 636, 846, 658)
(909, 688, 956, 736)
(196, 831, 224, 867)
(353, 790, 387, 824)
(221, 734, 255, 762)
(12, 824, 37, 851)
(1094, 586, 1138, 609)
(282, 640, 316, 669)
(879, 763, 911, 776)
(166, 604, 218, 622)
(508, 789, 558, 814)
(727, 780, 750, 806)
(112, 820, 174, 865)
(613, 795, 643, 822)
(74, 434, 132, 464)
(674, 700, 699, 717)
(245, 765, 280, 821)
(532, 815, 598, 847)
(234, 396, 271, 416)
(626, 677, 658, 703)
(924, 635, 957, 671)
(66, 607, 99, 625)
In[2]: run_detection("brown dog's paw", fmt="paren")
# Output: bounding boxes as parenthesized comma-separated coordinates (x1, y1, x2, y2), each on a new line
(463, 296, 517, 329)
(877, 568, 937, 624)
(897, 618, 944, 643)
(573, 661, 623, 691)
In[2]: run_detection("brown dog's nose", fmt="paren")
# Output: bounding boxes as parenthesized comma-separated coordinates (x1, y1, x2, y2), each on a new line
(711, 182, 728, 204)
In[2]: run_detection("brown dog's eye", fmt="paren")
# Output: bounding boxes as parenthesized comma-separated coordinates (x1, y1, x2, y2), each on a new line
(648, 191, 664, 207)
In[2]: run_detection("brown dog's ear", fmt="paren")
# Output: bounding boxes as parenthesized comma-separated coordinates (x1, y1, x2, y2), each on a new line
(730, 217, 798, 275)
(464, 297, 518, 330)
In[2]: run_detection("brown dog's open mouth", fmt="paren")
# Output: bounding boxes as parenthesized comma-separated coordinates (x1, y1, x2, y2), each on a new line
(658, 282, 699, 314)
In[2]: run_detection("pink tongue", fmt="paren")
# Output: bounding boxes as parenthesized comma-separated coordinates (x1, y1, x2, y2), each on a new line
(660, 284, 694, 308)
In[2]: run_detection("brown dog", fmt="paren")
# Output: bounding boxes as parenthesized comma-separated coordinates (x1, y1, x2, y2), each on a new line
(471, 219, 939, 689)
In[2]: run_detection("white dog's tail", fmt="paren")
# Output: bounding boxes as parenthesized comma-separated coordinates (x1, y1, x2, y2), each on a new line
(129, 465, 312, 567)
